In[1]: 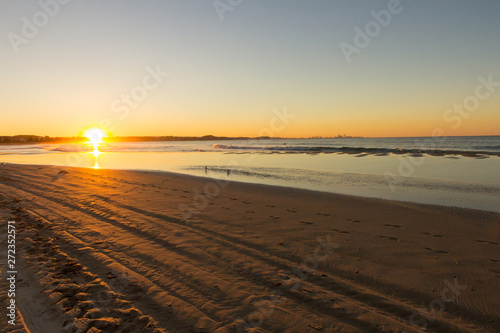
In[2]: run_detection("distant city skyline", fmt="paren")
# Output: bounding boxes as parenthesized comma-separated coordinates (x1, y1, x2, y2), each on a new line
(1, 1, 499, 138)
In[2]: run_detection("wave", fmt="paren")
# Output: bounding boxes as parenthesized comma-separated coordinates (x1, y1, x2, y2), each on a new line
(211, 144, 500, 157)
(41, 144, 207, 153)
(211, 144, 335, 152)
(42, 144, 87, 153)
(473, 145, 500, 150)
(2, 139, 499, 157)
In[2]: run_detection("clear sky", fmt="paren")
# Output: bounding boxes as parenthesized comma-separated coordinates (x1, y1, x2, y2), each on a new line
(1, 1, 499, 138)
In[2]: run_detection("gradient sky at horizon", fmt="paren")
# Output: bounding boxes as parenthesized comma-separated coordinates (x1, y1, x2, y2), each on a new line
(1, 0, 499, 138)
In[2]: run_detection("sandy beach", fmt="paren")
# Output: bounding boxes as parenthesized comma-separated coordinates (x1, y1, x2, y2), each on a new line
(0, 163, 499, 332)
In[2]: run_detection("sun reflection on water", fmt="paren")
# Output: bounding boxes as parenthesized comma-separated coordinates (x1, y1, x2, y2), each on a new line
(91, 149, 101, 169)
(83, 127, 108, 169)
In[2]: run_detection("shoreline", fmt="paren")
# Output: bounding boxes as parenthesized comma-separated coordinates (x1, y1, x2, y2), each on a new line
(142, 167, 500, 217)
(0, 163, 499, 332)
(2, 160, 500, 214)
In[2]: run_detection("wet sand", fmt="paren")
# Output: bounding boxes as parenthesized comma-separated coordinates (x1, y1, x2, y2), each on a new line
(0, 163, 499, 332)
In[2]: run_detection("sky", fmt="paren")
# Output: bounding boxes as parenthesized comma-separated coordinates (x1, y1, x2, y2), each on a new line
(0, 0, 499, 138)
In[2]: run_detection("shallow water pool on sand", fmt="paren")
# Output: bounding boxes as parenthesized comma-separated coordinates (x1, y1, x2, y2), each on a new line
(1, 150, 499, 212)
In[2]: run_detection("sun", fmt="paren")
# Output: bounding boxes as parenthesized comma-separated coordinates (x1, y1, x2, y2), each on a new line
(83, 127, 108, 145)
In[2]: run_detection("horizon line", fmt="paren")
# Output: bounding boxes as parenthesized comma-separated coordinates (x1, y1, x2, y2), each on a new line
(1, 134, 500, 140)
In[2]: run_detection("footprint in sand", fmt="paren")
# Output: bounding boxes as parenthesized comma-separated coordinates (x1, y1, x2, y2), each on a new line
(347, 218, 361, 223)
(265, 204, 276, 208)
(425, 247, 448, 254)
(317, 213, 331, 217)
(422, 232, 444, 238)
(286, 209, 297, 213)
(476, 240, 499, 246)
(384, 224, 403, 229)
(332, 228, 349, 234)
(379, 235, 399, 241)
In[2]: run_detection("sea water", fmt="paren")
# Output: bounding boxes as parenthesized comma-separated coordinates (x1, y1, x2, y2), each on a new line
(1, 136, 499, 212)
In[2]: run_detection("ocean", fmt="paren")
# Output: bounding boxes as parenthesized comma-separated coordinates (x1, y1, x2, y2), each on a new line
(1, 136, 499, 212)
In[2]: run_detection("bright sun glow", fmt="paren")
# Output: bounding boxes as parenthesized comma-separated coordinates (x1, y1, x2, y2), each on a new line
(83, 127, 108, 145)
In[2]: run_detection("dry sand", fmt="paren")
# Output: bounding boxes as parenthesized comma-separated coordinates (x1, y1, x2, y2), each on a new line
(0, 163, 499, 332)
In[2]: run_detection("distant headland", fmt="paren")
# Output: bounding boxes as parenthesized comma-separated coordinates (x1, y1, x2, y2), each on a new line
(0, 134, 362, 144)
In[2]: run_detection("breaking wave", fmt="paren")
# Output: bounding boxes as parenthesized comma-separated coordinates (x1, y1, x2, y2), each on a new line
(211, 144, 500, 157)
